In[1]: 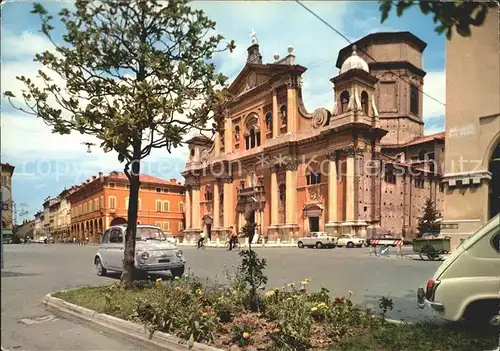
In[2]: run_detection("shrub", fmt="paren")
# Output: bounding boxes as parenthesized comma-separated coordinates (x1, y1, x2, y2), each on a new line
(238, 249, 267, 312)
(133, 278, 220, 347)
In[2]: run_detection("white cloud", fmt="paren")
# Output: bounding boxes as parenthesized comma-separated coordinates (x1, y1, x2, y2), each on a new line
(1, 30, 53, 59)
(3, 1, 448, 211)
(423, 70, 446, 119)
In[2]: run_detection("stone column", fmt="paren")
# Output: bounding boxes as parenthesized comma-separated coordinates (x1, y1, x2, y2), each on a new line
(222, 176, 234, 229)
(224, 118, 232, 153)
(213, 181, 220, 228)
(345, 149, 356, 222)
(285, 157, 298, 225)
(272, 89, 279, 137)
(185, 187, 192, 229)
(270, 165, 279, 226)
(191, 184, 201, 230)
(214, 132, 221, 157)
(326, 149, 338, 223)
(286, 81, 297, 133)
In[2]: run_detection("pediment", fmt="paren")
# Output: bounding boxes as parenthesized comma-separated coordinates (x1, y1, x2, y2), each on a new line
(229, 64, 293, 97)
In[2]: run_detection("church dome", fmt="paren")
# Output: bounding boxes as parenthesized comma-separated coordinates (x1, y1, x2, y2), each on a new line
(340, 45, 369, 74)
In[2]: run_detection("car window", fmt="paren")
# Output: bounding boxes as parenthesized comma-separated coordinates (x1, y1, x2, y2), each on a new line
(490, 231, 500, 254)
(109, 228, 123, 243)
(102, 230, 111, 244)
(136, 227, 166, 241)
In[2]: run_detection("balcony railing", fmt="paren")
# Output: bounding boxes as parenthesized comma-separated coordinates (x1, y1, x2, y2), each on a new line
(238, 185, 264, 197)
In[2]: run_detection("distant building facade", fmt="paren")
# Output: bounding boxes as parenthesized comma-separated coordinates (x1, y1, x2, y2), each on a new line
(16, 219, 35, 239)
(68, 171, 185, 243)
(48, 188, 76, 240)
(34, 211, 44, 238)
(442, 5, 500, 250)
(182, 31, 445, 243)
(1, 162, 15, 231)
(42, 197, 60, 237)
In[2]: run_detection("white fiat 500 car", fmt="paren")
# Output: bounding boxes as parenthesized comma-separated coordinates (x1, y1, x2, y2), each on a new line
(94, 224, 185, 278)
(417, 214, 500, 324)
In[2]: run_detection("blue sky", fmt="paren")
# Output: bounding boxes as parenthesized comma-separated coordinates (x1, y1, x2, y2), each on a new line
(1, 1, 445, 221)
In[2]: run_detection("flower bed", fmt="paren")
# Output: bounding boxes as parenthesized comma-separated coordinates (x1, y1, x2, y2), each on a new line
(54, 251, 497, 350)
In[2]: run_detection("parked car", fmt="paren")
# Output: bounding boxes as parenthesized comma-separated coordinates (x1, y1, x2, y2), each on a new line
(94, 225, 185, 278)
(417, 213, 500, 324)
(366, 233, 398, 247)
(36, 236, 47, 243)
(336, 234, 366, 248)
(297, 232, 336, 249)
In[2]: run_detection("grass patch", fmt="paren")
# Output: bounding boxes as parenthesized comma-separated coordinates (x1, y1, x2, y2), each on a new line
(330, 322, 497, 351)
(53, 252, 497, 350)
(53, 283, 152, 320)
(54, 281, 497, 350)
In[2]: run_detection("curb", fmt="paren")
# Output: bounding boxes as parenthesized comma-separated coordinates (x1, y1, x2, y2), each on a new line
(41, 293, 223, 351)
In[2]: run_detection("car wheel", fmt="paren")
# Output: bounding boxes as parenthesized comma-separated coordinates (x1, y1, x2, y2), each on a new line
(171, 266, 185, 279)
(356, 244, 363, 248)
(298, 241, 305, 249)
(95, 257, 107, 276)
(347, 242, 354, 248)
(463, 300, 500, 326)
(316, 242, 323, 249)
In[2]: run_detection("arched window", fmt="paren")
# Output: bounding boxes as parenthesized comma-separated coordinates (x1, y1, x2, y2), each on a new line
(265, 112, 272, 134)
(205, 186, 213, 201)
(244, 114, 261, 150)
(410, 83, 419, 115)
(234, 125, 240, 144)
(340, 91, 349, 113)
(280, 105, 287, 126)
(250, 129, 255, 148)
(361, 91, 369, 114)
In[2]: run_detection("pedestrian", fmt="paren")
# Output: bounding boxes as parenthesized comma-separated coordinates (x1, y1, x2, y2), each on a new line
(197, 231, 205, 248)
(228, 226, 237, 251)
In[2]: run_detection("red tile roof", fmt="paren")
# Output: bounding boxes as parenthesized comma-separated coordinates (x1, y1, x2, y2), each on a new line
(404, 132, 445, 147)
(383, 132, 445, 148)
(106, 172, 181, 186)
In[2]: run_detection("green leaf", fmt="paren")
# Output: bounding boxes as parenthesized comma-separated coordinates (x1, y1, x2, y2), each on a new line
(194, 320, 200, 330)
(188, 333, 195, 348)
(419, 1, 431, 14)
(379, 1, 392, 23)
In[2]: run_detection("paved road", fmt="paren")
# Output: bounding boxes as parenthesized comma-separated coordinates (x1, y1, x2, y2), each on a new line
(182, 245, 442, 322)
(1, 244, 442, 350)
(1, 244, 150, 351)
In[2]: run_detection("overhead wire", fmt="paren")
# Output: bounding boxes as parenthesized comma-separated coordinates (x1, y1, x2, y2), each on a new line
(294, 0, 446, 108)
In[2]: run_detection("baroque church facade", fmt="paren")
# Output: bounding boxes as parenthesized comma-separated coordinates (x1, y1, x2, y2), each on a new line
(182, 31, 444, 243)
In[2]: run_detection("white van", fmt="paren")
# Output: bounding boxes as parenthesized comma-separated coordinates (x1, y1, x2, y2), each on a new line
(417, 214, 500, 323)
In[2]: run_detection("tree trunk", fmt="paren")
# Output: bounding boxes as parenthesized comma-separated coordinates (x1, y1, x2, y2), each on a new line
(121, 154, 141, 288)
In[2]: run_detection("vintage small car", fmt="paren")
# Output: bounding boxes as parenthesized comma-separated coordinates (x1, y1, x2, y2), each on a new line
(335, 234, 366, 248)
(297, 232, 337, 249)
(94, 224, 185, 278)
(417, 214, 499, 324)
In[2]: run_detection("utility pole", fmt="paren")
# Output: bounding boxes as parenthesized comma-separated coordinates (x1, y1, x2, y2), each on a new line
(19, 202, 29, 223)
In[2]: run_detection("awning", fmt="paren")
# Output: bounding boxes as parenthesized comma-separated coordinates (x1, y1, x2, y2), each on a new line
(2, 228, 13, 235)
